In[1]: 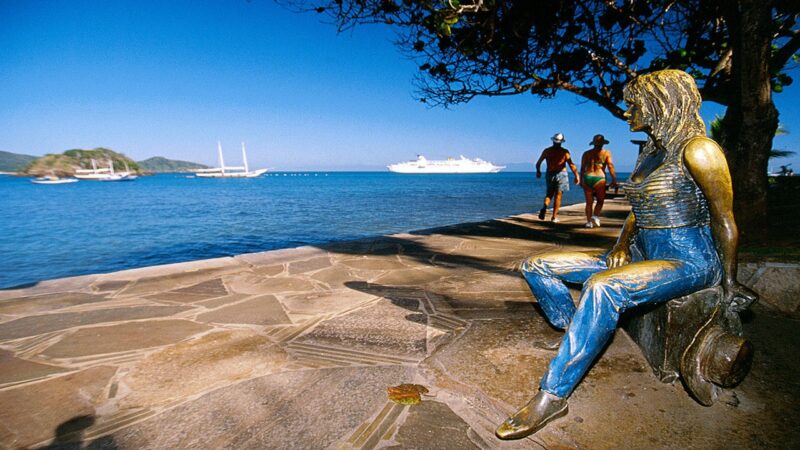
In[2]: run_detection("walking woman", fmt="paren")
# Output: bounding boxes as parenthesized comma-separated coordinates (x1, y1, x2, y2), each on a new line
(495, 70, 757, 440)
(580, 134, 618, 228)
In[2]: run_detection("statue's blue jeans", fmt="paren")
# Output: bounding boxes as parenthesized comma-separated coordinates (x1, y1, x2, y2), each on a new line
(521, 225, 722, 398)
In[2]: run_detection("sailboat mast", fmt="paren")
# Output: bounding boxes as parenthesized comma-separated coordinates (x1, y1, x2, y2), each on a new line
(91, 159, 97, 172)
(108, 158, 115, 175)
(242, 142, 249, 173)
(217, 141, 226, 175)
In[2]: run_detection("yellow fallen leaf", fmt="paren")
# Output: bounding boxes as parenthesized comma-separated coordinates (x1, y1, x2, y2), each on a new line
(387, 383, 429, 405)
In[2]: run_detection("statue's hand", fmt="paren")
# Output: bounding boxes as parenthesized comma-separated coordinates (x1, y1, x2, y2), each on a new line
(722, 281, 758, 313)
(536, 171, 542, 178)
(606, 245, 631, 269)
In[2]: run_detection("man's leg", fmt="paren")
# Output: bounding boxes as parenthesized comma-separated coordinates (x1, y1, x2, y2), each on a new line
(552, 191, 563, 220)
(539, 190, 554, 220)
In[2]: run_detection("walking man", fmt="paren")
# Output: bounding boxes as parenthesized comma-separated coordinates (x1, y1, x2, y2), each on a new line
(535, 133, 579, 222)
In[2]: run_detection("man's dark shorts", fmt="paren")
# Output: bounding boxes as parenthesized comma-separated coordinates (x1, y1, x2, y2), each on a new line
(546, 170, 570, 193)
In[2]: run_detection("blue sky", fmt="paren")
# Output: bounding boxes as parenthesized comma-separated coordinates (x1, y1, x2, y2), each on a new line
(1, 0, 798, 172)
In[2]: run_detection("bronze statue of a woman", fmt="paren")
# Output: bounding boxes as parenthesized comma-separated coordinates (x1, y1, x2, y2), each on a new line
(496, 70, 758, 440)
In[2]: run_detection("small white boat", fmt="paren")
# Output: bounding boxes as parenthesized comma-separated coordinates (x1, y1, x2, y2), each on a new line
(31, 176, 78, 185)
(195, 142, 268, 178)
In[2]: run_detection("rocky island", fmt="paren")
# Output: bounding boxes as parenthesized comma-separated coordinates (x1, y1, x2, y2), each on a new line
(0, 148, 208, 176)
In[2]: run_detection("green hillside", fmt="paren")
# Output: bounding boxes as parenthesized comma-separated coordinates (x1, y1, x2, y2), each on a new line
(137, 156, 208, 172)
(0, 151, 37, 172)
(23, 148, 142, 177)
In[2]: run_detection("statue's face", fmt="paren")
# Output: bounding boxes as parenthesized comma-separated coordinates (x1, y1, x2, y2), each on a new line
(624, 100, 648, 132)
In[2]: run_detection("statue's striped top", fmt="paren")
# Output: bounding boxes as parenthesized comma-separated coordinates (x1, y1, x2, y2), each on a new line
(624, 144, 710, 228)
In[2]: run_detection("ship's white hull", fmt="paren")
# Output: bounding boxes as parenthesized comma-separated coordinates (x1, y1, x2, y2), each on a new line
(76, 173, 137, 181)
(74, 173, 113, 180)
(98, 174, 138, 181)
(196, 168, 268, 178)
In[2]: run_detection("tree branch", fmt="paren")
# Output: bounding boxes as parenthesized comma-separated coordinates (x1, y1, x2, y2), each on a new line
(710, 48, 733, 78)
(572, 38, 639, 79)
(771, 30, 800, 72)
(541, 78, 627, 120)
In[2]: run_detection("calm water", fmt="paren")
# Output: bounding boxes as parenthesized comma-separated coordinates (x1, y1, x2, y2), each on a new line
(0, 172, 599, 289)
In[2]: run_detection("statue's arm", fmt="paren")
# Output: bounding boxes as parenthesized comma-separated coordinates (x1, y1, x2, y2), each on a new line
(607, 212, 636, 268)
(684, 137, 758, 311)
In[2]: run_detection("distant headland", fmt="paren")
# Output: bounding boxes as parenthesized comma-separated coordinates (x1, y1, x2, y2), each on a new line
(0, 149, 208, 176)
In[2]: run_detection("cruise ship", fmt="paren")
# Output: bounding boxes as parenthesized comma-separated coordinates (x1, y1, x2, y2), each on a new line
(387, 155, 505, 174)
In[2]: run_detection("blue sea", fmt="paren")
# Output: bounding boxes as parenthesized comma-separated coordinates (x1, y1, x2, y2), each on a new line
(0, 172, 599, 289)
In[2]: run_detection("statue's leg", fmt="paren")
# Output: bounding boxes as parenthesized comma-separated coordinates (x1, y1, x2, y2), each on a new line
(541, 259, 713, 398)
(521, 252, 607, 329)
(499, 258, 714, 440)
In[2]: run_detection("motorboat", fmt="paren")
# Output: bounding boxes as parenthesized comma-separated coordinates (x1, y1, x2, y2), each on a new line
(31, 175, 78, 184)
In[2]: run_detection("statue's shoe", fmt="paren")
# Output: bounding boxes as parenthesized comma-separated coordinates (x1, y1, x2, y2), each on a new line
(495, 390, 568, 440)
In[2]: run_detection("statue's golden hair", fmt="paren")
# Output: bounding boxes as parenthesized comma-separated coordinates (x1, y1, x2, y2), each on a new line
(624, 70, 706, 152)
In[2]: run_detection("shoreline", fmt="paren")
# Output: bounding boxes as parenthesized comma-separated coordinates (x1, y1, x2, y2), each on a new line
(2, 198, 795, 314)
(0, 193, 593, 291)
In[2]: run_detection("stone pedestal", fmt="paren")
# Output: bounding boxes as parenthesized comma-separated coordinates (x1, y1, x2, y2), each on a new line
(622, 287, 745, 385)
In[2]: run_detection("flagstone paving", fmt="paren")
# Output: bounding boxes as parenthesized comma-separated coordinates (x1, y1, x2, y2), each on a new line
(0, 200, 798, 449)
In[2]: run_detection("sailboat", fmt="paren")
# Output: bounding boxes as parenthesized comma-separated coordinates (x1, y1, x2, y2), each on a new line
(74, 159, 113, 180)
(74, 158, 137, 181)
(195, 142, 268, 178)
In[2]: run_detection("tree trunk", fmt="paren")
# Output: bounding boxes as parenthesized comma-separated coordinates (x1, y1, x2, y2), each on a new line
(719, 0, 778, 242)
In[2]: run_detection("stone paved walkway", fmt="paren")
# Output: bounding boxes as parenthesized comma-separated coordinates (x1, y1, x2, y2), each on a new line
(1, 200, 798, 449)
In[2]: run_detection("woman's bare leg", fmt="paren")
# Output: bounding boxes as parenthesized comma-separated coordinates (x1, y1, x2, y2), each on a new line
(592, 181, 607, 217)
(583, 187, 594, 223)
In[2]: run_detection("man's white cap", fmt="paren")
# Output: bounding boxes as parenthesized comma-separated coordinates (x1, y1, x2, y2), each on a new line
(551, 133, 565, 143)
